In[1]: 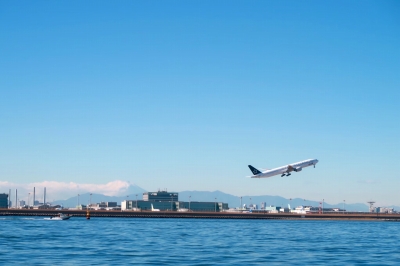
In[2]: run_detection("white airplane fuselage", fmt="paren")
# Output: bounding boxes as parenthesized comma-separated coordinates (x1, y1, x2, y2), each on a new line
(248, 159, 318, 178)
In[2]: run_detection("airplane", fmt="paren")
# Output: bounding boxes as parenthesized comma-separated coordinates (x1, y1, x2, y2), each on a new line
(247, 159, 318, 178)
(151, 204, 160, 212)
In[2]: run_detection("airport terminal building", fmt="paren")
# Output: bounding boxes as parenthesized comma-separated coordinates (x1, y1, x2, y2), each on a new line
(122, 191, 228, 212)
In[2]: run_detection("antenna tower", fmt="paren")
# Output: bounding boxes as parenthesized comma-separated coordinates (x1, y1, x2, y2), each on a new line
(367, 201, 375, 212)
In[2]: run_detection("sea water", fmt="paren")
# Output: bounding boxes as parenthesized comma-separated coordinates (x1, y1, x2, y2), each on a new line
(1, 217, 399, 265)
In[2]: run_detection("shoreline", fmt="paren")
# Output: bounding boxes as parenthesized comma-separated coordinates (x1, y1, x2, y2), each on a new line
(1, 208, 399, 221)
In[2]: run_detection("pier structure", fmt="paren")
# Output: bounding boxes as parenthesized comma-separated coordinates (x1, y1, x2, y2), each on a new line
(1, 208, 400, 221)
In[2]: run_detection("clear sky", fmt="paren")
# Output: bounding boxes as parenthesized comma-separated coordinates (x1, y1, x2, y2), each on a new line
(1, 1, 399, 206)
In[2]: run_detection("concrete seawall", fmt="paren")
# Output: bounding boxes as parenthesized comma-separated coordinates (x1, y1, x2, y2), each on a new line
(1, 209, 400, 221)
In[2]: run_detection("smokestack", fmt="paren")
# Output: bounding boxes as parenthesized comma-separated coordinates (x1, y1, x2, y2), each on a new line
(33, 187, 35, 206)
(15, 189, 17, 208)
(43, 187, 46, 205)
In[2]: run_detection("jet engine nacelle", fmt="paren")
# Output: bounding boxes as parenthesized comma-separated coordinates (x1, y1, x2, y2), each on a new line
(294, 167, 302, 172)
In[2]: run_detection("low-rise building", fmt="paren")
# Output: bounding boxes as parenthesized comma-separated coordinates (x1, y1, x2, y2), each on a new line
(76, 204, 87, 210)
(19, 200, 26, 208)
(377, 207, 394, 213)
(87, 202, 119, 210)
(122, 191, 229, 212)
(265, 206, 282, 213)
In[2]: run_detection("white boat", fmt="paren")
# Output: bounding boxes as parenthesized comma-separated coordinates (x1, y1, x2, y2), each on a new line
(44, 213, 71, 220)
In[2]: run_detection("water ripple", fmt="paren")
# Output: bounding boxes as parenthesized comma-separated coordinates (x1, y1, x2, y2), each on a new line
(1, 218, 399, 265)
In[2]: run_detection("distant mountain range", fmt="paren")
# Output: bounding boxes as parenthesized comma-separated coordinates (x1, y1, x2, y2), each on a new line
(51, 185, 395, 212)
(52, 184, 146, 208)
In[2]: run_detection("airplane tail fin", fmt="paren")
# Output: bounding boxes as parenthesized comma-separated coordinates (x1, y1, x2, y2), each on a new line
(248, 165, 262, 175)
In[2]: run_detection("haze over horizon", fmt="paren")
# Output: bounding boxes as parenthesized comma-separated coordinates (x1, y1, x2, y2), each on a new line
(1, 2, 399, 206)
(0, 180, 379, 211)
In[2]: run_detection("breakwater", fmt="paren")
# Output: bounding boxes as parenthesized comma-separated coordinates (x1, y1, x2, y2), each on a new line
(1, 208, 400, 220)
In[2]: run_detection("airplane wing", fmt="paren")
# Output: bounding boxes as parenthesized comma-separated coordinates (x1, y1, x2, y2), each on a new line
(287, 165, 294, 173)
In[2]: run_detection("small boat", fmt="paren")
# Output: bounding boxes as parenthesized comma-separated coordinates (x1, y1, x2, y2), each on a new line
(45, 213, 71, 220)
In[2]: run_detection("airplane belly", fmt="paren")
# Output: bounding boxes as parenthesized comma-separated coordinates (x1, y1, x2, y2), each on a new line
(255, 172, 275, 178)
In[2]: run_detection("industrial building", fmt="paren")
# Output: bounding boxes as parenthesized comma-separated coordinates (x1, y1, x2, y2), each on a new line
(371, 207, 394, 214)
(0, 193, 8, 208)
(122, 190, 228, 212)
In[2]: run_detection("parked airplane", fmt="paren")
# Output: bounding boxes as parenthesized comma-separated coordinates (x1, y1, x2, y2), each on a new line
(247, 159, 318, 178)
(290, 205, 307, 214)
(151, 204, 160, 212)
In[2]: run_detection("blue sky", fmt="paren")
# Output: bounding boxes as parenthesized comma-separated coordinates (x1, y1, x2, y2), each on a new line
(1, 1, 399, 206)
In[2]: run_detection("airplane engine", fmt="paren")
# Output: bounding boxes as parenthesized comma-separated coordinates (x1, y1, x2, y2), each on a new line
(294, 167, 302, 172)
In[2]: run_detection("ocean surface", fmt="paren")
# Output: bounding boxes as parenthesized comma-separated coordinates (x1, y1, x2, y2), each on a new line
(1, 217, 399, 265)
